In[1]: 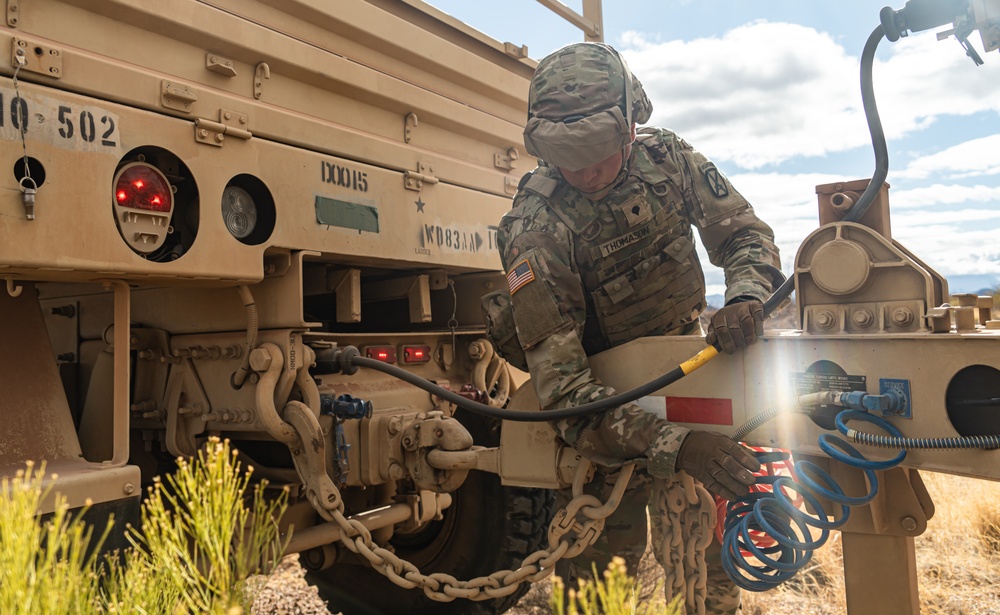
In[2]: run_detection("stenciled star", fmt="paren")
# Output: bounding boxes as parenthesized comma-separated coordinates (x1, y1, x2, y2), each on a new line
(415, 198, 426, 213)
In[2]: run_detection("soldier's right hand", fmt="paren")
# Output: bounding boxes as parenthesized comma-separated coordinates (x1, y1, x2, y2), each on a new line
(674, 431, 760, 501)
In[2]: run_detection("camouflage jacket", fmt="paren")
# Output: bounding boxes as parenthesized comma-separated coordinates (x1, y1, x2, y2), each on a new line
(496, 127, 781, 476)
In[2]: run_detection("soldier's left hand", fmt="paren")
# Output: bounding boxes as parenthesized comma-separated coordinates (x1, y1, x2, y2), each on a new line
(706, 300, 764, 354)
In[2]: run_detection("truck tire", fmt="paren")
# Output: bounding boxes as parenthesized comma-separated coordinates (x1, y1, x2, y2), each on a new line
(308, 410, 554, 615)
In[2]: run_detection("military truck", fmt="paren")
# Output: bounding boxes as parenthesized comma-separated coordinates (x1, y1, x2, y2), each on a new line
(5, 0, 1000, 614)
(0, 1, 612, 613)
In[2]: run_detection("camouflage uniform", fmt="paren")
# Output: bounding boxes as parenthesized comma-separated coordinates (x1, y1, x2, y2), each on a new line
(494, 43, 782, 615)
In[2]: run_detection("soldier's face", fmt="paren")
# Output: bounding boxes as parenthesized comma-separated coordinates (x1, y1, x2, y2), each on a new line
(557, 149, 625, 194)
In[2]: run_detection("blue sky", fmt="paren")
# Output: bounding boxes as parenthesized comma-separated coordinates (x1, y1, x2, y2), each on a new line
(427, 0, 1000, 297)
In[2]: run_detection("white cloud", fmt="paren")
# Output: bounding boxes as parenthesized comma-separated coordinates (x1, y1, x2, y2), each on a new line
(895, 134, 1000, 179)
(619, 22, 1000, 170)
(890, 183, 1000, 208)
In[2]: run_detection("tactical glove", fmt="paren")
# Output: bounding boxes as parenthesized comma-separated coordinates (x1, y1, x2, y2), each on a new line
(675, 431, 760, 501)
(706, 299, 764, 354)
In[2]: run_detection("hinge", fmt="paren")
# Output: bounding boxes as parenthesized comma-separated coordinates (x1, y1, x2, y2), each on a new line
(194, 108, 251, 147)
(404, 162, 439, 191)
(11, 38, 62, 78)
(205, 53, 237, 77)
(161, 80, 198, 112)
(6, 0, 19, 27)
(494, 147, 520, 171)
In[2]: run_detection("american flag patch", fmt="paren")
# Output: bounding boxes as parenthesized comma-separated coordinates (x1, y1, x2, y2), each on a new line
(507, 259, 535, 295)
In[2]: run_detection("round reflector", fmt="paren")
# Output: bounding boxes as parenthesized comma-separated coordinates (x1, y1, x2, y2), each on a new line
(222, 185, 258, 239)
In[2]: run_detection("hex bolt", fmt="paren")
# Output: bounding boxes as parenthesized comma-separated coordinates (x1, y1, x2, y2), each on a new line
(901, 516, 917, 532)
(387, 416, 402, 436)
(248, 347, 272, 371)
(123, 483, 135, 495)
(215, 133, 225, 143)
(198, 129, 208, 138)
(853, 309, 874, 328)
(815, 310, 836, 330)
(224, 111, 232, 120)
(892, 307, 914, 327)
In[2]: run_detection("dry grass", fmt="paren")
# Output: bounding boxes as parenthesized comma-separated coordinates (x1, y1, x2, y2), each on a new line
(510, 472, 1000, 615)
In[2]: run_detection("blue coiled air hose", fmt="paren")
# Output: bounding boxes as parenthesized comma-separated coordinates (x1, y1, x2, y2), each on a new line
(721, 410, 906, 591)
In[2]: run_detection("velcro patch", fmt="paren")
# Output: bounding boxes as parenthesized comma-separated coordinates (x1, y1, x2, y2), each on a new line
(506, 259, 535, 295)
(700, 162, 730, 198)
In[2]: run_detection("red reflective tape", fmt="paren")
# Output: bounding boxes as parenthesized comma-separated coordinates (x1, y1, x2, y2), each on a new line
(665, 396, 733, 425)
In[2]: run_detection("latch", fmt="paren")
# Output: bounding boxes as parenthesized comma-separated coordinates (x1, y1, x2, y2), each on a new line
(404, 162, 439, 191)
(7, 0, 19, 27)
(11, 38, 62, 78)
(194, 108, 251, 147)
(161, 80, 198, 112)
(494, 147, 519, 171)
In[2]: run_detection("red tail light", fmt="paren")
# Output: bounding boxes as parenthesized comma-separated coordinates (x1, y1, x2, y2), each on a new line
(114, 163, 172, 212)
(364, 346, 397, 364)
(401, 345, 431, 364)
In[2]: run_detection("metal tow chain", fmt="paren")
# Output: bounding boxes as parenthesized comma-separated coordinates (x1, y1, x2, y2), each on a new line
(308, 460, 635, 601)
(655, 474, 716, 615)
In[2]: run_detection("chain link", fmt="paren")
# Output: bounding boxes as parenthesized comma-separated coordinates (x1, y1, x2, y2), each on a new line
(655, 473, 716, 615)
(308, 459, 634, 601)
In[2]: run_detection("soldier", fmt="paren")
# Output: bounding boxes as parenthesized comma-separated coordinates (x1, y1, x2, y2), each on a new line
(491, 42, 784, 613)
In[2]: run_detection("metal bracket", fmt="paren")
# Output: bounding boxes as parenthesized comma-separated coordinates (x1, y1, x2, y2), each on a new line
(194, 108, 251, 147)
(11, 38, 62, 77)
(503, 42, 529, 59)
(6, 0, 18, 27)
(494, 147, 519, 171)
(404, 162, 439, 191)
(161, 80, 198, 112)
(504, 175, 519, 196)
(206, 53, 237, 77)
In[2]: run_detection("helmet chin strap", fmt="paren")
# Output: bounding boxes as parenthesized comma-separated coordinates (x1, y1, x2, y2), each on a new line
(577, 143, 632, 201)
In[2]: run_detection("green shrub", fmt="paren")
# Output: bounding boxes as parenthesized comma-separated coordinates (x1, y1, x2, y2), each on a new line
(550, 556, 683, 615)
(0, 438, 288, 615)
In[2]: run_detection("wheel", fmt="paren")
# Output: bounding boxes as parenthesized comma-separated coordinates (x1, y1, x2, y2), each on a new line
(308, 410, 554, 615)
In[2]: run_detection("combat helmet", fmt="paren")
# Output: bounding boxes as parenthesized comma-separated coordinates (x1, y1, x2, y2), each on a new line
(523, 42, 652, 172)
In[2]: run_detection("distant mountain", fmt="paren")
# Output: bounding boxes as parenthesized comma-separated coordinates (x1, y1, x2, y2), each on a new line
(944, 274, 1000, 295)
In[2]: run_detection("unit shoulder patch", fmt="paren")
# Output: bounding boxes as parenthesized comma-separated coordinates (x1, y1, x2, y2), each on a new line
(700, 161, 730, 198)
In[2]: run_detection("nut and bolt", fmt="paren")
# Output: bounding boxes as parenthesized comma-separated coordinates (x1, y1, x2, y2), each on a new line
(901, 516, 917, 532)
(123, 483, 135, 495)
(891, 307, 914, 327)
(853, 309, 874, 328)
(815, 310, 836, 330)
